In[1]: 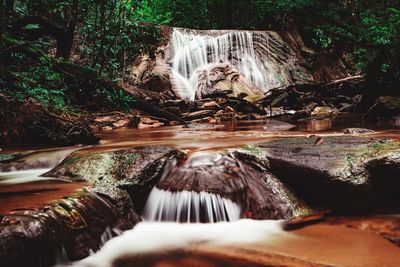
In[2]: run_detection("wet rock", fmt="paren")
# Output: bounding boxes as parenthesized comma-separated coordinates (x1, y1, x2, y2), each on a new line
(156, 151, 312, 220)
(44, 146, 185, 213)
(255, 136, 400, 210)
(270, 92, 288, 107)
(367, 96, 400, 118)
(195, 63, 265, 101)
(128, 116, 164, 129)
(0, 190, 131, 267)
(1, 146, 186, 267)
(138, 117, 163, 129)
(342, 128, 375, 134)
(311, 106, 335, 117)
(92, 112, 133, 130)
(263, 119, 295, 131)
(201, 101, 221, 110)
(182, 110, 214, 121)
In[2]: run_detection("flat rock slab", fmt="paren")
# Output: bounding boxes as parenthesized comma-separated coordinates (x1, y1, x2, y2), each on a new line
(44, 146, 185, 213)
(255, 136, 400, 210)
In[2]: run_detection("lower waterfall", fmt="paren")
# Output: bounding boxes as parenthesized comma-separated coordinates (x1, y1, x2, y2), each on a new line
(142, 187, 241, 223)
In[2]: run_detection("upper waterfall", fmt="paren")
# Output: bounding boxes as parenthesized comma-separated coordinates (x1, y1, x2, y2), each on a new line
(170, 28, 278, 100)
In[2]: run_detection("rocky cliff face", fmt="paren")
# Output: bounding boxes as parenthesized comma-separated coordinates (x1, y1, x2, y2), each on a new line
(128, 27, 352, 101)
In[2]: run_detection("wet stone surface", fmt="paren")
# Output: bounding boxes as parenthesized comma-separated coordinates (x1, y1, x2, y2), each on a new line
(255, 136, 400, 210)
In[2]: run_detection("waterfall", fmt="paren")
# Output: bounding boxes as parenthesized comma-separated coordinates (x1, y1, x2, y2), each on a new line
(142, 187, 241, 223)
(170, 29, 272, 100)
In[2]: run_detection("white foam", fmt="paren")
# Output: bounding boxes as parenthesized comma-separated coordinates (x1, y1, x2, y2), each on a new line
(69, 219, 285, 267)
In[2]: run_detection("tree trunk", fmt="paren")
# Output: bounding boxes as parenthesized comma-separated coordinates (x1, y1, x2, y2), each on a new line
(55, 0, 78, 59)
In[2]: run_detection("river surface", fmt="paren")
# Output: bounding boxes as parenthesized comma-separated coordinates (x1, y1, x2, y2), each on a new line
(1, 116, 399, 220)
(1, 116, 400, 266)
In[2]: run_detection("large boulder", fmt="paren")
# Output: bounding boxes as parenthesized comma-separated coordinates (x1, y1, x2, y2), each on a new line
(156, 151, 312, 220)
(254, 136, 400, 210)
(0, 189, 131, 267)
(194, 63, 265, 101)
(43, 146, 185, 213)
(366, 96, 400, 118)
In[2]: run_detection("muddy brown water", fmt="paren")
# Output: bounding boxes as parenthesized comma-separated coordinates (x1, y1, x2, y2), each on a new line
(1, 117, 399, 266)
(1, 116, 399, 215)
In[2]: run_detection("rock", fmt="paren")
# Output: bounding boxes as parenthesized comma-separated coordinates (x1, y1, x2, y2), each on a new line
(138, 117, 163, 129)
(195, 63, 265, 102)
(128, 116, 164, 129)
(311, 106, 335, 117)
(342, 128, 375, 134)
(270, 92, 288, 107)
(255, 136, 400, 210)
(169, 120, 179, 126)
(43, 146, 185, 213)
(156, 151, 312, 220)
(263, 119, 296, 131)
(0, 189, 135, 267)
(292, 102, 318, 120)
(201, 101, 221, 110)
(182, 110, 214, 121)
(1, 146, 186, 267)
(367, 96, 400, 118)
(142, 62, 172, 93)
(225, 106, 235, 113)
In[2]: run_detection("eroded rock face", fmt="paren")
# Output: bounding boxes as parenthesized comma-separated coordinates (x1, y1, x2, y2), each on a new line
(156, 151, 312, 220)
(255, 136, 400, 210)
(194, 63, 265, 101)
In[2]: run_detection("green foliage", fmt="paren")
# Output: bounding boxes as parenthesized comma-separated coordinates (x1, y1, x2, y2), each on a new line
(134, 0, 173, 24)
(5, 54, 69, 109)
(1, 0, 400, 113)
(312, 28, 333, 49)
(99, 88, 135, 112)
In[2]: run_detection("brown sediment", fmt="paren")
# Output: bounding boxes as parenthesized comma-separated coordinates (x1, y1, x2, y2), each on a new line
(0, 180, 87, 214)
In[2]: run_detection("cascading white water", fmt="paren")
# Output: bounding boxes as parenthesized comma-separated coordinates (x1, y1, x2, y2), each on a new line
(143, 187, 241, 223)
(171, 29, 272, 100)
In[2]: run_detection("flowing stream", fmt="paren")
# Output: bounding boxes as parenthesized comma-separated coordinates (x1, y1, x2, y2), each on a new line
(1, 117, 400, 267)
